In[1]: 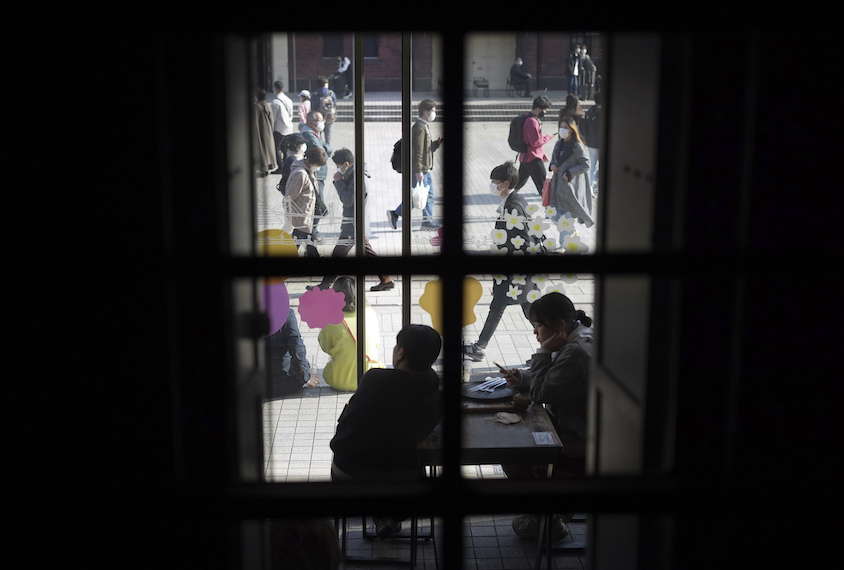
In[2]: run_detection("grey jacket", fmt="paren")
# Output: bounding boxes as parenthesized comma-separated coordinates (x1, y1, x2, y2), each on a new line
(549, 140, 594, 227)
(517, 324, 594, 458)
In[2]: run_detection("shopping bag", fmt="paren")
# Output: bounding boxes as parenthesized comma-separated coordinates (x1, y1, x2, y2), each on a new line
(411, 181, 430, 210)
(541, 177, 552, 207)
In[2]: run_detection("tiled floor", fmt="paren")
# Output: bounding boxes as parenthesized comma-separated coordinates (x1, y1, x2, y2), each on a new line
(260, 91, 596, 568)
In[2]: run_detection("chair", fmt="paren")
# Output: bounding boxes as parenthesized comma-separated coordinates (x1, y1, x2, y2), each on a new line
(472, 76, 489, 97)
(506, 76, 515, 97)
(336, 515, 437, 568)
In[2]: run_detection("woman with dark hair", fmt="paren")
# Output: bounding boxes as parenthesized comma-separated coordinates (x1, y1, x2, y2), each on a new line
(286, 146, 327, 258)
(499, 292, 594, 541)
(330, 324, 443, 537)
(317, 276, 383, 391)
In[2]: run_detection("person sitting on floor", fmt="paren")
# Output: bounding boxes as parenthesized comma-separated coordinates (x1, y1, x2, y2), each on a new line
(317, 276, 384, 391)
(329, 324, 443, 538)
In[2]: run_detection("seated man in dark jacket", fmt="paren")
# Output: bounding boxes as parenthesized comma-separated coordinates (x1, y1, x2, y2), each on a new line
(330, 324, 443, 537)
(265, 308, 315, 399)
(510, 57, 532, 97)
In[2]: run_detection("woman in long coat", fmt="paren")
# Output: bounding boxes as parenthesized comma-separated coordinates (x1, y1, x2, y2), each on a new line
(548, 117, 594, 231)
(254, 87, 277, 175)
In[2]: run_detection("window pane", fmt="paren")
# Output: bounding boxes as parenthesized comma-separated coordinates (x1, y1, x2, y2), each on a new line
(463, 32, 603, 256)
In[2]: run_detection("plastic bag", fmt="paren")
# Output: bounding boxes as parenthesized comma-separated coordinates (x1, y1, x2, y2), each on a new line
(411, 181, 430, 210)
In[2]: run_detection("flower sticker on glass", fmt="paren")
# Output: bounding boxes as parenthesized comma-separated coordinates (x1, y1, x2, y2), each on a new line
(527, 216, 549, 239)
(430, 226, 445, 252)
(506, 284, 523, 300)
(493, 274, 508, 285)
(560, 273, 579, 284)
(525, 203, 542, 217)
(490, 227, 507, 245)
(544, 283, 567, 295)
(526, 242, 543, 254)
(490, 244, 508, 256)
(298, 287, 346, 329)
(562, 233, 589, 254)
(509, 234, 526, 250)
(526, 289, 542, 303)
(531, 274, 551, 287)
(512, 274, 527, 286)
(544, 206, 557, 218)
(542, 235, 559, 250)
(503, 208, 525, 231)
(557, 214, 576, 235)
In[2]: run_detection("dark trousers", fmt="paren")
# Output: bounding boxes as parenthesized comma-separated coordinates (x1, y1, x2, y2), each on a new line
(292, 228, 320, 258)
(515, 158, 547, 195)
(318, 230, 388, 288)
(477, 288, 532, 349)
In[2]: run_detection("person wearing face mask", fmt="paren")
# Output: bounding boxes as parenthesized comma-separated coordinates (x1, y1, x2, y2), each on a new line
(463, 161, 551, 362)
(301, 111, 333, 242)
(566, 45, 581, 97)
(513, 95, 555, 197)
(509, 57, 532, 97)
(548, 117, 594, 236)
(285, 147, 327, 258)
(307, 149, 395, 292)
(387, 99, 442, 230)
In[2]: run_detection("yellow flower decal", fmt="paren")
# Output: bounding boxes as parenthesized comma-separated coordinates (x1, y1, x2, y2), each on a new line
(418, 276, 484, 335)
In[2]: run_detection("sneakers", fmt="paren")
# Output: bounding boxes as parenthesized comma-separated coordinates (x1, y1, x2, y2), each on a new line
(512, 514, 569, 541)
(420, 221, 438, 230)
(387, 209, 398, 230)
(462, 342, 485, 362)
(370, 280, 395, 292)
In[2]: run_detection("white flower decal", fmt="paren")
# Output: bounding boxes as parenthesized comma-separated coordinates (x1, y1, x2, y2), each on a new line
(490, 228, 507, 245)
(544, 206, 557, 218)
(525, 203, 542, 216)
(490, 244, 508, 255)
(544, 283, 567, 295)
(562, 233, 589, 254)
(506, 285, 522, 300)
(493, 274, 508, 285)
(531, 274, 550, 286)
(527, 216, 549, 238)
(526, 289, 542, 303)
(560, 273, 579, 284)
(512, 274, 527, 285)
(557, 215, 576, 235)
(526, 243, 543, 254)
(510, 235, 526, 249)
(542, 236, 559, 250)
(503, 208, 525, 231)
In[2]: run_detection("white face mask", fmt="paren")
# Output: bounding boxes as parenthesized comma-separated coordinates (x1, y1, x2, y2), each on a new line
(427, 111, 436, 122)
(559, 127, 570, 139)
(490, 181, 503, 195)
(316, 121, 325, 132)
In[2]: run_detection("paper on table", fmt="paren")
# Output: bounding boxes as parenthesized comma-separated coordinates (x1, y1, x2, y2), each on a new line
(532, 432, 557, 445)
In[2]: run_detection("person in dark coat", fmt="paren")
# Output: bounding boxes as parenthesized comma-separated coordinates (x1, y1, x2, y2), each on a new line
(509, 57, 532, 97)
(330, 324, 443, 538)
(264, 308, 316, 398)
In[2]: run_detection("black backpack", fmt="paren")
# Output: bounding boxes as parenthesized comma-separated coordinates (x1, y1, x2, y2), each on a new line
(508, 113, 530, 153)
(390, 139, 402, 173)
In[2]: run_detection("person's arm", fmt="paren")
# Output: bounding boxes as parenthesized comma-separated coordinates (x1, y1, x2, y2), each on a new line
(523, 117, 554, 150)
(333, 175, 355, 208)
(286, 169, 305, 201)
(549, 139, 562, 171)
(528, 344, 589, 410)
(411, 123, 426, 174)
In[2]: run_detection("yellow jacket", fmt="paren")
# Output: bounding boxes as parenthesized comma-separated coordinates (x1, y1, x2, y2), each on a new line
(318, 307, 384, 391)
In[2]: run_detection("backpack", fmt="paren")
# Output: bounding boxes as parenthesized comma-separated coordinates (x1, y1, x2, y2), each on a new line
(390, 139, 402, 173)
(318, 93, 336, 124)
(507, 112, 530, 153)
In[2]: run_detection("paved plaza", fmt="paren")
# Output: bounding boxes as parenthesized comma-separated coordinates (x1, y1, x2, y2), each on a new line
(259, 91, 597, 568)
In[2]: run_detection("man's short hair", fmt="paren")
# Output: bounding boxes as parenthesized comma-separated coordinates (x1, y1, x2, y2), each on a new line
(396, 325, 442, 371)
(418, 99, 436, 115)
(273, 80, 284, 92)
(307, 110, 323, 123)
(533, 95, 552, 110)
(489, 161, 519, 188)
(332, 148, 354, 165)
